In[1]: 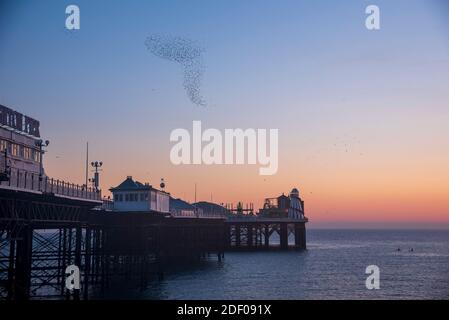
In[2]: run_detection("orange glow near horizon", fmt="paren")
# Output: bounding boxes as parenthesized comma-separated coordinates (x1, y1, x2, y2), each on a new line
(43, 129, 449, 228)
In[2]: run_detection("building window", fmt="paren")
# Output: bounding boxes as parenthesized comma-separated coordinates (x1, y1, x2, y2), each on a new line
(11, 144, 19, 157)
(0, 140, 9, 152)
(151, 192, 156, 203)
(125, 194, 129, 202)
(23, 147, 31, 160)
(35, 151, 41, 163)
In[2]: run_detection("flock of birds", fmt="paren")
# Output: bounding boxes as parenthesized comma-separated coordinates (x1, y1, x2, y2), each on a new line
(145, 34, 206, 107)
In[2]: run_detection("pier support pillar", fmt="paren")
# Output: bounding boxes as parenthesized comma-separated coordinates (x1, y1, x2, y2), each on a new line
(14, 225, 33, 300)
(302, 224, 307, 250)
(280, 223, 288, 250)
(7, 229, 16, 300)
(294, 224, 301, 249)
(73, 226, 82, 300)
(247, 224, 253, 248)
(294, 223, 306, 250)
(235, 225, 241, 248)
(264, 224, 269, 248)
(60, 228, 67, 295)
(84, 227, 91, 300)
(225, 225, 231, 249)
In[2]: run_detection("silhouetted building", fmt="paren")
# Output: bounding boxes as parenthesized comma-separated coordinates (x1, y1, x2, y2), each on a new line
(194, 201, 230, 218)
(288, 188, 304, 219)
(0, 105, 43, 176)
(170, 197, 201, 217)
(110, 176, 169, 212)
(258, 187, 305, 219)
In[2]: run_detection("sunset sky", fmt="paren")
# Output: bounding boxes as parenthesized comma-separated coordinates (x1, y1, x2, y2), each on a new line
(0, 0, 448, 228)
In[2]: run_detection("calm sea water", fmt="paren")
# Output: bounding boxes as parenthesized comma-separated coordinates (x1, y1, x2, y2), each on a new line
(101, 230, 449, 300)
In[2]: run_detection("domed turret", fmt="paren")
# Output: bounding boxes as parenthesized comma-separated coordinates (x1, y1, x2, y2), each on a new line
(290, 188, 300, 198)
(288, 187, 304, 219)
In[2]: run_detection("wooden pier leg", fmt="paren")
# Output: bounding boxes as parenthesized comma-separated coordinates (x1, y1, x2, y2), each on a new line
(235, 225, 241, 248)
(101, 228, 109, 291)
(94, 228, 100, 284)
(67, 228, 73, 265)
(294, 223, 306, 249)
(225, 224, 231, 250)
(7, 229, 16, 300)
(90, 228, 95, 285)
(57, 229, 62, 287)
(156, 250, 164, 281)
(280, 223, 288, 250)
(14, 225, 33, 300)
(264, 224, 269, 248)
(301, 223, 307, 250)
(74, 226, 82, 300)
(83, 227, 91, 300)
(294, 223, 301, 249)
(60, 228, 67, 295)
(247, 224, 253, 248)
(65, 228, 72, 300)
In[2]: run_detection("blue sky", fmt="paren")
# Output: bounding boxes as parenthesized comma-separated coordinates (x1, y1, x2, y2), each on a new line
(1, 0, 448, 227)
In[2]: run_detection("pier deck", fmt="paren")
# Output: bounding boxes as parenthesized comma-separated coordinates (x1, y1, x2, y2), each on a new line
(0, 185, 306, 300)
(225, 217, 307, 251)
(0, 186, 226, 300)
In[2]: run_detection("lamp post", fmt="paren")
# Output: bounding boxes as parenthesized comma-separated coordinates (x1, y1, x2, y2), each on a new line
(160, 178, 165, 190)
(89, 161, 102, 192)
(0, 149, 10, 182)
(35, 139, 50, 189)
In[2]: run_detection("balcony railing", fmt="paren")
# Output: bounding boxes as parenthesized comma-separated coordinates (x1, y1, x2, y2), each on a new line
(0, 168, 101, 202)
(226, 214, 308, 222)
(169, 208, 227, 219)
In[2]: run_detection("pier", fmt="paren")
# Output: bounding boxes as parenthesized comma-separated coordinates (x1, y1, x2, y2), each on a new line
(0, 178, 307, 300)
(0, 181, 226, 300)
(0, 162, 306, 300)
(0, 178, 102, 300)
(0, 105, 307, 300)
(226, 217, 307, 251)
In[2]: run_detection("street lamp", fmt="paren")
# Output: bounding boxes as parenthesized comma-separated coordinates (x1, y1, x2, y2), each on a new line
(89, 161, 102, 192)
(0, 149, 10, 182)
(160, 178, 165, 190)
(35, 139, 50, 183)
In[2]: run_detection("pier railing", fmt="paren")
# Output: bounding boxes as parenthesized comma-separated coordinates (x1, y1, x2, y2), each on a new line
(170, 208, 227, 219)
(226, 215, 308, 223)
(0, 168, 101, 202)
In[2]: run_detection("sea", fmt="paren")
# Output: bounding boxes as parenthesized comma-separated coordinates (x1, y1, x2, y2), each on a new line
(99, 229, 449, 300)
